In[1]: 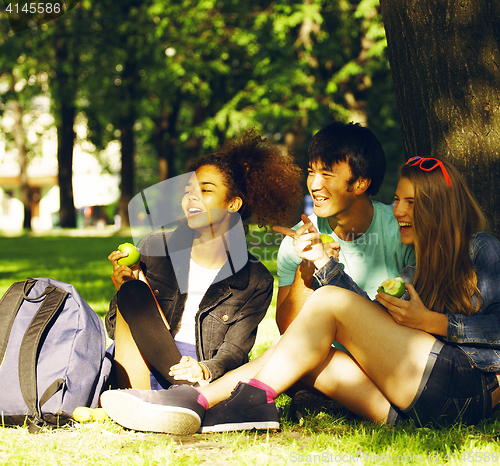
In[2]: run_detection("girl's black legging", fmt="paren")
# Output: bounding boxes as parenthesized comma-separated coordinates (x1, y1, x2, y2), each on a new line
(117, 280, 190, 386)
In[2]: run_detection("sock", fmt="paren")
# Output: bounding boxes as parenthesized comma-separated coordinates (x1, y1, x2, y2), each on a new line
(248, 378, 277, 403)
(191, 386, 209, 410)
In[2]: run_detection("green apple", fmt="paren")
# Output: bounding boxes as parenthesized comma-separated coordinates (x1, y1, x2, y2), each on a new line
(320, 233, 334, 243)
(73, 406, 93, 423)
(72, 407, 107, 422)
(91, 408, 107, 422)
(117, 242, 141, 266)
(377, 277, 405, 298)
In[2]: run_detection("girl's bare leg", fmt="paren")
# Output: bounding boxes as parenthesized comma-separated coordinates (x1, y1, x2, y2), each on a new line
(201, 335, 392, 423)
(114, 309, 152, 389)
(253, 286, 437, 411)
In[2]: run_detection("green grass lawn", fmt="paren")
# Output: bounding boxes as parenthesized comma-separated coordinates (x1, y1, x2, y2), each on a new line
(1, 229, 500, 465)
(0, 232, 125, 318)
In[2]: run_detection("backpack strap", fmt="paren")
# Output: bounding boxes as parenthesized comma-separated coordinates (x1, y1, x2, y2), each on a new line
(0, 278, 37, 364)
(39, 378, 65, 408)
(18, 283, 68, 425)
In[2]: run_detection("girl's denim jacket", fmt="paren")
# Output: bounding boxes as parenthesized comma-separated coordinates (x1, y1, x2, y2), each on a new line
(107, 222, 273, 381)
(313, 231, 500, 372)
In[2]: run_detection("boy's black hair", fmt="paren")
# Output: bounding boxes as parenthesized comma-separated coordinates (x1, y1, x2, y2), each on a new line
(307, 121, 386, 196)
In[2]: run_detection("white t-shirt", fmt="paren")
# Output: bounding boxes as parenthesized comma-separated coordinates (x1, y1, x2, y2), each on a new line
(277, 200, 415, 299)
(173, 259, 221, 345)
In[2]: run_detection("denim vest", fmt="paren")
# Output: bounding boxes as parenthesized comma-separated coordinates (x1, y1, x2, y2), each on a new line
(314, 231, 500, 372)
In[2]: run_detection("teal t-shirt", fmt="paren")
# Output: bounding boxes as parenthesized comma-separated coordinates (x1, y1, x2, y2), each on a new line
(277, 200, 415, 299)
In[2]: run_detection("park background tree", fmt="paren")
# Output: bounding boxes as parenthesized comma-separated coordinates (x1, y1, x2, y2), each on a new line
(1, 0, 405, 229)
(379, 0, 500, 236)
(0, 19, 50, 230)
(1, 0, 91, 228)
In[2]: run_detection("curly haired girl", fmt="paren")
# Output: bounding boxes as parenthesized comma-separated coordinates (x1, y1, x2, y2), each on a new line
(105, 129, 303, 390)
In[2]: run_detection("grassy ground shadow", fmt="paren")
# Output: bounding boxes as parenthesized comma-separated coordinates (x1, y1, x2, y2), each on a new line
(1, 230, 500, 464)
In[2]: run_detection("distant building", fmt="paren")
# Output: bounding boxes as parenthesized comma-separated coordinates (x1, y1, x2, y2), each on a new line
(0, 173, 57, 231)
(0, 170, 120, 231)
(0, 97, 121, 232)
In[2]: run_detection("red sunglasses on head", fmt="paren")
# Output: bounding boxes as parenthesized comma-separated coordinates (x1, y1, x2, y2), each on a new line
(405, 157, 451, 188)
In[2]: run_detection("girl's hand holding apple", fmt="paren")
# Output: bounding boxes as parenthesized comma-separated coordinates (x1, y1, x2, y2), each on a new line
(376, 284, 447, 336)
(108, 243, 141, 289)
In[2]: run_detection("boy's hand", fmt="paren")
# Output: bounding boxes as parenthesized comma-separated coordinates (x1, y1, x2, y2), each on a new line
(274, 214, 339, 269)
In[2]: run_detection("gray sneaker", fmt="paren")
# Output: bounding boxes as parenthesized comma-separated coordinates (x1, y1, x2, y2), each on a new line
(199, 382, 280, 433)
(100, 385, 206, 434)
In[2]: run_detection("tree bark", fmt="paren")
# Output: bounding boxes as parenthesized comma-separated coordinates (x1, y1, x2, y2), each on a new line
(53, 31, 77, 229)
(10, 99, 32, 230)
(153, 98, 181, 181)
(118, 114, 135, 228)
(379, 0, 500, 236)
(55, 97, 77, 229)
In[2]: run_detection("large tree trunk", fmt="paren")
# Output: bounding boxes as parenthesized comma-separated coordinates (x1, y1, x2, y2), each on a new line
(56, 100, 77, 228)
(10, 99, 32, 230)
(379, 0, 500, 236)
(54, 33, 77, 229)
(118, 114, 135, 228)
(153, 98, 181, 181)
(117, 57, 138, 228)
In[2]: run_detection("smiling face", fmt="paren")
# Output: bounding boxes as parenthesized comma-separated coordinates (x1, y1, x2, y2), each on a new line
(307, 161, 359, 221)
(393, 177, 415, 245)
(181, 165, 239, 237)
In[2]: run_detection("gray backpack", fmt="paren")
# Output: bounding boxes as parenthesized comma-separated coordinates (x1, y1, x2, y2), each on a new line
(0, 278, 111, 431)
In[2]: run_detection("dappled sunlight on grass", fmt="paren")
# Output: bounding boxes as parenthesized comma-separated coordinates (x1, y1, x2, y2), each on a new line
(0, 235, 124, 316)
(0, 230, 282, 345)
(3, 232, 500, 464)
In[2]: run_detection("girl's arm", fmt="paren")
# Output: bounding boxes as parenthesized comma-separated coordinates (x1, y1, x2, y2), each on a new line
(446, 232, 500, 346)
(313, 257, 372, 301)
(381, 232, 500, 343)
